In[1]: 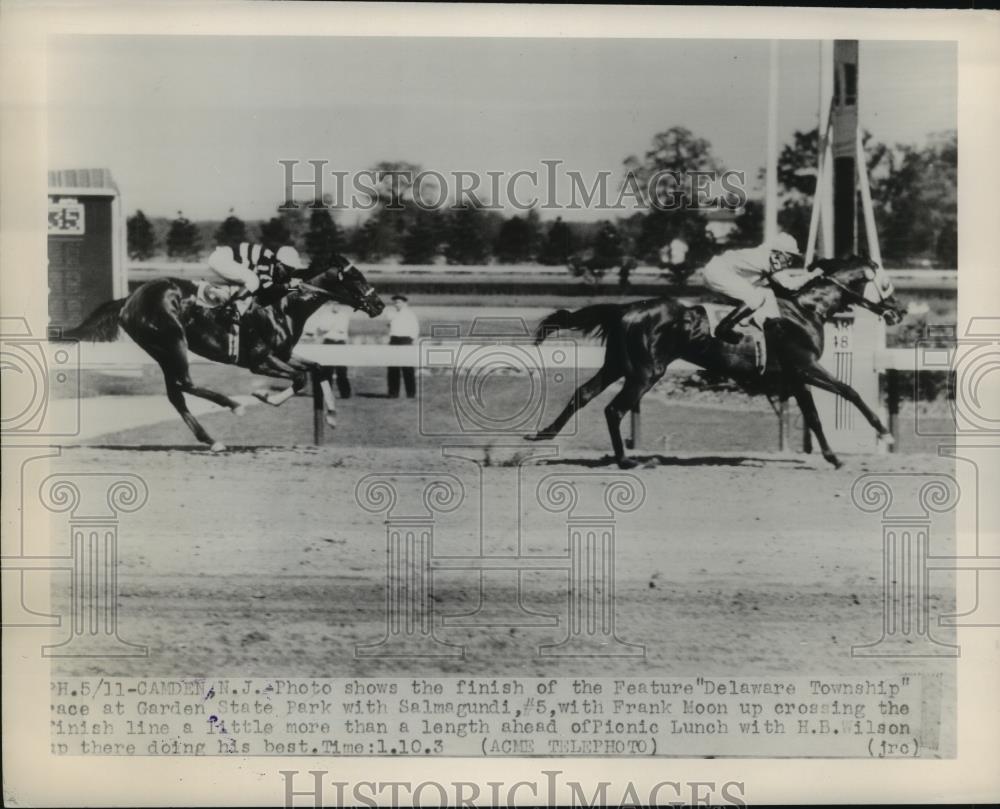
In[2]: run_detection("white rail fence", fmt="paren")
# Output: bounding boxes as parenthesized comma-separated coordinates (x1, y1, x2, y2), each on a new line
(52, 327, 944, 451)
(129, 261, 958, 290)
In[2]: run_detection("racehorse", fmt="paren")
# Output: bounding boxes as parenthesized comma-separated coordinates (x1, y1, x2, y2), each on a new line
(528, 255, 906, 469)
(63, 255, 385, 451)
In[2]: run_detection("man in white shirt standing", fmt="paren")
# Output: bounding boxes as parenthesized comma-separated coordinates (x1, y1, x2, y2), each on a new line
(305, 302, 353, 398)
(386, 294, 419, 398)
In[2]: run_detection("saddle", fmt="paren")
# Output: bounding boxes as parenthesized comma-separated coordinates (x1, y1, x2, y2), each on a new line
(196, 281, 238, 307)
(691, 304, 772, 374)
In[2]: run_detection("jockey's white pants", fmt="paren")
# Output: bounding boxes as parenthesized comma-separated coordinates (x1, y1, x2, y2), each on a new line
(701, 257, 780, 327)
(207, 246, 260, 292)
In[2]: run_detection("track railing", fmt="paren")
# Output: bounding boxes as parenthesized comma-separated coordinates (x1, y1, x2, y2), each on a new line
(52, 336, 946, 451)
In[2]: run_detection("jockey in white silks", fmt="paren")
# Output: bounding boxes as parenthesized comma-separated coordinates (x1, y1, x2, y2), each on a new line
(700, 231, 805, 343)
(206, 242, 304, 315)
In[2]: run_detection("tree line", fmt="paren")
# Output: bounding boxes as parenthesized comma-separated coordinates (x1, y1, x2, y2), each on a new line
(127, 126, 957, 269)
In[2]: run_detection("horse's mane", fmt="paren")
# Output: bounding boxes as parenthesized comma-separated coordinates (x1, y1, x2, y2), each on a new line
(790, 255, 870, 299)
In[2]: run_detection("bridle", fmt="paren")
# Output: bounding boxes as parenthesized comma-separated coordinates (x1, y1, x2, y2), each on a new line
(296, 267, 379, 308)
(820, 267, 897, 320)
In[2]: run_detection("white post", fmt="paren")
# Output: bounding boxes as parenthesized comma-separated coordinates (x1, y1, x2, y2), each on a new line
(804, 114, 831, 268)
(764, 40, 780, 244)
(856, 127, 883, 267)
(818, 40, 835, 259)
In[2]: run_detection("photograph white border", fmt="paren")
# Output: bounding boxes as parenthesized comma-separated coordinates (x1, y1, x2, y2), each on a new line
(2, 2, 998, 805)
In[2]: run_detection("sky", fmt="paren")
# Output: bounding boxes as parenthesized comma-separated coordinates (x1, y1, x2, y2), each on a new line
(47, 36, 957, 222)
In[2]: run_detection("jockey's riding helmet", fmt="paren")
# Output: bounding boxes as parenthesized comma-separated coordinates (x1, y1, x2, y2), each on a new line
(276, 246, 304, 270)
(767, 232, 801, 257)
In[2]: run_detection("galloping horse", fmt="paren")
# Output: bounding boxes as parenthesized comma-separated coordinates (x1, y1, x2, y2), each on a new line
(529, 255, 905, 469)
(63, 254, 385, 450)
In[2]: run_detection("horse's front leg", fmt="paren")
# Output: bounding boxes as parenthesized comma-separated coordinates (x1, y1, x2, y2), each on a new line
(790, 381, 842, 468)
(799, 360, 894, 447)
(249, 356, 307, 407)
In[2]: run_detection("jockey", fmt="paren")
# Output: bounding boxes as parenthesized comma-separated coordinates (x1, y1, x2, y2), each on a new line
(206, 242, 305, 316)
(700, 231, 803, 343)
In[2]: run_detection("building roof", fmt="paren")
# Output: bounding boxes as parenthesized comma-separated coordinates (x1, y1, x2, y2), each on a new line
(48, 168, 119, 195)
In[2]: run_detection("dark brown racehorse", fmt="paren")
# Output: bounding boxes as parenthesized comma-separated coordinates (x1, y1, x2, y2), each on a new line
(529, 255, 905, 469)
(63, 255, 385, 450)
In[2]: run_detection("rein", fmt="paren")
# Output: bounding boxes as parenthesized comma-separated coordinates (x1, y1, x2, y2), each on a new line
(812, 273, 886, 317)
(295, 280, 336, 298)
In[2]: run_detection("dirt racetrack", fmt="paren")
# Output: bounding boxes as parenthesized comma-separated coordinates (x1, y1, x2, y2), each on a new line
(40, 366, 957, 754)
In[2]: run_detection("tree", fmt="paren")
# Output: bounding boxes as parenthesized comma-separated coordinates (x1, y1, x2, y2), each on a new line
(591, 220, 624, 267)
(621, 126, 721, 263)
(728, 201, 764, 248)
(401, 209, 442, 265)
(357, 160, 427, 259)
(368, 160, 423, 209)
(349, 219, 380, 262)
(259, 217, 292, 252)
(275, 200, 307, 246)
(772, 127, 892, 256)
(444, 205, 492, 265)
(871, 130, 957, 267)
(127, 210, 156, 260)
(537, 216, 575, 265)
(767, 126, 954, 266)
(214, 209, 247, 248)
(625, 207, 713, 265)
(623, 126, 723, 209)
(304, 205, 345, 269)
(165, 211, 202, 260)
(494, 215, 538, 264)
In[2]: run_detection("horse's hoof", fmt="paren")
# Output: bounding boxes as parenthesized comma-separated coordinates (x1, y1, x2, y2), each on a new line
(231, 404, 246, 417)
(253, 391, 281, 407)
(326, 416, 337, 429)
(824, 453, 843, 469)
(879, 432, 895, 448)
(617, 457, 639, 470)
(524, 433, 548, 442)
(210, 441, 227, 453)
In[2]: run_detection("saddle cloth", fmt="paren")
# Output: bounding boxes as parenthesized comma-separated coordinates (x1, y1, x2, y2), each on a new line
(196, 282, 241, 362)
(699, 304, 768, 373)
(196, 281, 238, 307)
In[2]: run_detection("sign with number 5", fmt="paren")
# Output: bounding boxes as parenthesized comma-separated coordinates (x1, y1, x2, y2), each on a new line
(48, 200, 85, 235)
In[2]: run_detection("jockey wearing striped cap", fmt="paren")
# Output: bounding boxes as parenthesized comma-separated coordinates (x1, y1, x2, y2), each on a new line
(700, 231, 804, 343)
(207, 242, 304, 315)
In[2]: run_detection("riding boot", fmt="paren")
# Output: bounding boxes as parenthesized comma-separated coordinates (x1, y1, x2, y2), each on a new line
(714, 303, 754, 344)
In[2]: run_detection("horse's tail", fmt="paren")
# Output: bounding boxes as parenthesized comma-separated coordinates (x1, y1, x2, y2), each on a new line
(60, 298, 128, 342)
(534, 303, 623, 345)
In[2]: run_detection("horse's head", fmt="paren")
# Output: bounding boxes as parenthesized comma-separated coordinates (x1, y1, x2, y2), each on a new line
(308, 254, 385, 317)
(811, 254, 904, 325)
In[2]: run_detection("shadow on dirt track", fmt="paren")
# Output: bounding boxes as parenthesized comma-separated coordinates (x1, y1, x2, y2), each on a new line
(538, 453, 812, 468)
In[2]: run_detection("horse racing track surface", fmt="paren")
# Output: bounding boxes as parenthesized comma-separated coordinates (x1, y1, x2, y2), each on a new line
(43, 369, 957, 752)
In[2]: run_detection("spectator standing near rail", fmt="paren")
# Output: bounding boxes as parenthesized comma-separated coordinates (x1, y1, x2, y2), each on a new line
(305, 301, 353, 398)
(385, 294, 419, 398)
(659, 235, 690, 280)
